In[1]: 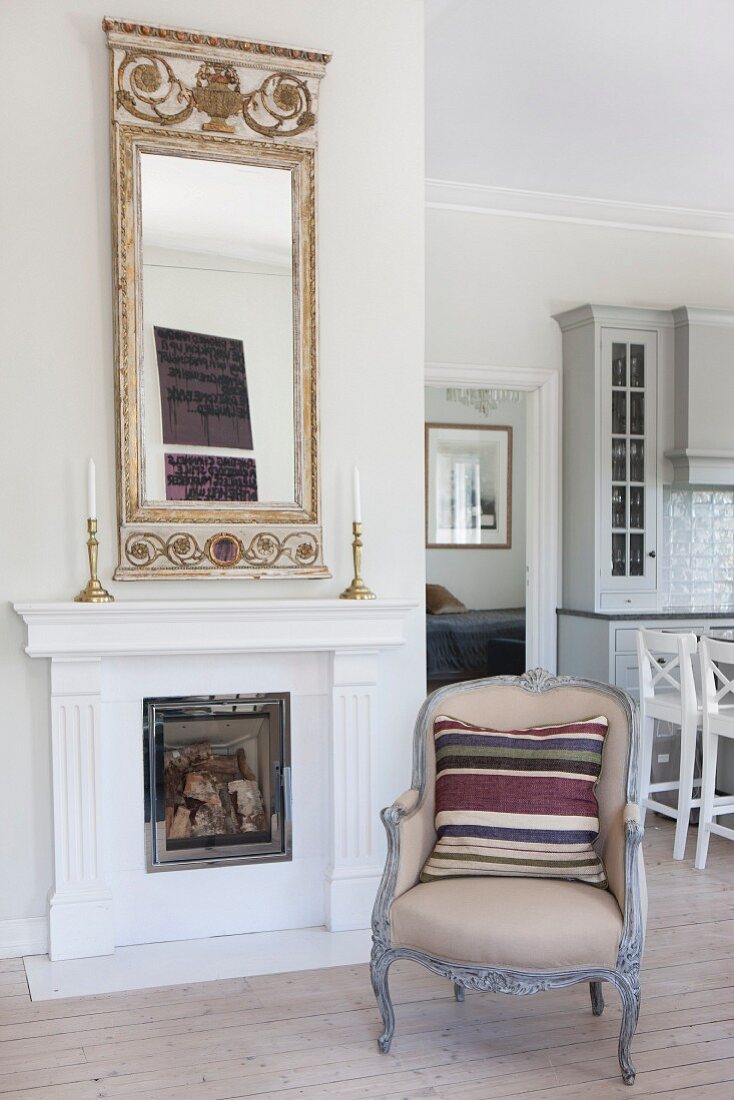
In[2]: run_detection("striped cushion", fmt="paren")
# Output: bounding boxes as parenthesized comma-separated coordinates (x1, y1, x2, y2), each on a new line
(420, 714, 609, 888)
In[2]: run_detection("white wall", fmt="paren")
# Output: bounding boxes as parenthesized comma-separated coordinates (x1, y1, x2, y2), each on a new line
(426, 208, 734, 483)
(0, 0, 425, 938)
(427, 210, 734, 368)
(425, 386, 526, 609)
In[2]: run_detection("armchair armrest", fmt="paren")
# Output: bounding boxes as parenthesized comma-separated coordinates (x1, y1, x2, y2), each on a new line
(617, 803, 646, 974)
(390, 788, 421, 817)
(371, 787, 436, 951)
(624, 802, 641, 824)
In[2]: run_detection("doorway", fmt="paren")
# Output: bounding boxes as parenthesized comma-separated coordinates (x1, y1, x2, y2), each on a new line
(425, 362, 560, 681)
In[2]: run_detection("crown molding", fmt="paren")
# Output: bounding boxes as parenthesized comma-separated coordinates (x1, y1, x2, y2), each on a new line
(665, 449, 734, 487)
(426, 179, 734, 239)
(672, 306, 734, 328)
(425, 360, 557, 391)
(552, 304, 676, 332)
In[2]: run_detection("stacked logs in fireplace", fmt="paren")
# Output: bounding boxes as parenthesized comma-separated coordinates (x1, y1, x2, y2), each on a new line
(164, 741, 268, 839)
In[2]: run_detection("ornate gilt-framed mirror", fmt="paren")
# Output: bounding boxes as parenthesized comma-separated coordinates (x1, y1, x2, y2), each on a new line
(105, 19, 330, 578)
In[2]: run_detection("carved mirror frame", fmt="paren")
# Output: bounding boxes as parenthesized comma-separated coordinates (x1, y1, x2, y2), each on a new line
(105, 19, 330, 579)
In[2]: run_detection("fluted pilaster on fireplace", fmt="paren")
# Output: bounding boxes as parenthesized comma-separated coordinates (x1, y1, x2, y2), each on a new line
(49, 658, 113, 960)
(326, 649, 382, 930)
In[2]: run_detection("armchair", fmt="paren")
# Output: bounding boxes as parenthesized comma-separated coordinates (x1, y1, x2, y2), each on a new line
(370, 670, 646, 1085)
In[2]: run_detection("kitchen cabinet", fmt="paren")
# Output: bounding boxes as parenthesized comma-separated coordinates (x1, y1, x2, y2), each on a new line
(557, 610, 734, 697)
(554, 305, 673, 613)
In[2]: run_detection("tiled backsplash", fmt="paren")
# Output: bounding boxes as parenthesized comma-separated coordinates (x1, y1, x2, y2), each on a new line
(663, 488, 734, 608)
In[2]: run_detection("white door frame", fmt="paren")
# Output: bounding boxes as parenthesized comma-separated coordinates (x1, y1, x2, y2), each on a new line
(425, 362, 561, 673)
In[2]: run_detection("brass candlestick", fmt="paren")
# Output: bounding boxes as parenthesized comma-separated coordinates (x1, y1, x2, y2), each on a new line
(340, 521, 375, 600)
(75, 519, 114, 603)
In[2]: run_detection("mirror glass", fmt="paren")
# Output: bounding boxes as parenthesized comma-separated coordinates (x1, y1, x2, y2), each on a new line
(140, 153, 295, 507)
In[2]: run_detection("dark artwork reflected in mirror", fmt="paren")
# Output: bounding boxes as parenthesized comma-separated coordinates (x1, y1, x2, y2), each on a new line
(154, 327, 253, 450)
(154, 326, 259, 504)
(165, 454, 258, 502)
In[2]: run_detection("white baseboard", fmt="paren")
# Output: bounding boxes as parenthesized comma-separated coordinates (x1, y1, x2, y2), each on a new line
(0, 916, 48, 960)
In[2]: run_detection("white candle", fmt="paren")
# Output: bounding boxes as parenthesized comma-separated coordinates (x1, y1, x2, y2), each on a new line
(352, 466, 362, 524)
(87, 458, 96, 520)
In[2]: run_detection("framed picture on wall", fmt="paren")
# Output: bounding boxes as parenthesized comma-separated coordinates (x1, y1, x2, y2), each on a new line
(425, 423, 512, 548)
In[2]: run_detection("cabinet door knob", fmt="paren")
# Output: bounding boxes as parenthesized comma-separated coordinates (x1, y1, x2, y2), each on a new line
(648, 550, 656, 559)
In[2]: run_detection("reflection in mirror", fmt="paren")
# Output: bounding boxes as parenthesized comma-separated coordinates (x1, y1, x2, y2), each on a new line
(140, 154, 295, 507)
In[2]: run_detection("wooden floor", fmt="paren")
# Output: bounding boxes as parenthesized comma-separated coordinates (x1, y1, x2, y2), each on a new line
(2, 821, 734, 1098)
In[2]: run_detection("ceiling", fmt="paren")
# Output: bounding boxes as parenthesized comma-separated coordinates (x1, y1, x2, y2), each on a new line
(426, 0, 734, 211)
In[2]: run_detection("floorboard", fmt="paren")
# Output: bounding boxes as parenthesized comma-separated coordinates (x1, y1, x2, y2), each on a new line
(0, 820, 732, 1097)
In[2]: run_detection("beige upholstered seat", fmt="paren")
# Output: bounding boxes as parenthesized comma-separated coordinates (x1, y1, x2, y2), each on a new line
(391, 877, 624, 970)
(370, 672, 646, 1086)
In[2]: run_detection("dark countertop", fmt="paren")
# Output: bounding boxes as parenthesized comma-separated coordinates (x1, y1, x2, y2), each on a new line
(557, 607, 734, 622)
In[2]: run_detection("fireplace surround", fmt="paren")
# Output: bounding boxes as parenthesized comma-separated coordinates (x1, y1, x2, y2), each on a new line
(144, 693, 291, 871)
(14, 599, 415, 961)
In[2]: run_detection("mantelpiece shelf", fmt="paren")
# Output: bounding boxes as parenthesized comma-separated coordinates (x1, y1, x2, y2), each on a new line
(14, 599, 417, 658)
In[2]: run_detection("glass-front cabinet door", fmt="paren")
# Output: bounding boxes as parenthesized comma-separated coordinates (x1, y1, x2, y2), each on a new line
(600, 328, 657, 595)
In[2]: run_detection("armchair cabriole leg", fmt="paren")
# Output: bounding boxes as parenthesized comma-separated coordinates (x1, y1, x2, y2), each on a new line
(453, 981, 465, 1002)
(613, 972, 641, 1086)
(589, 981, 604, 1016)
(370, 950, 396, 1053)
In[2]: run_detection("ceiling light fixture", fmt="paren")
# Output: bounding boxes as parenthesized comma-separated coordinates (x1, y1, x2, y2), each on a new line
(446, 387, 522, 417)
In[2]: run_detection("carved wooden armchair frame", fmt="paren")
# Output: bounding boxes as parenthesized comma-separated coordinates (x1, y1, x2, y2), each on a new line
(370, 671, 645, 1085)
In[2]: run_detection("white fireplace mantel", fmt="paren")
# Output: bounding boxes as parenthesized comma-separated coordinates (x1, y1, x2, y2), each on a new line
(16, 598, 415, 657)
(15, 599, 417, 961)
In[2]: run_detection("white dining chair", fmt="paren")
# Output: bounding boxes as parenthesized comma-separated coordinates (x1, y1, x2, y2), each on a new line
(636, 628, 701, 860)
(695, 636, 734, 870)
